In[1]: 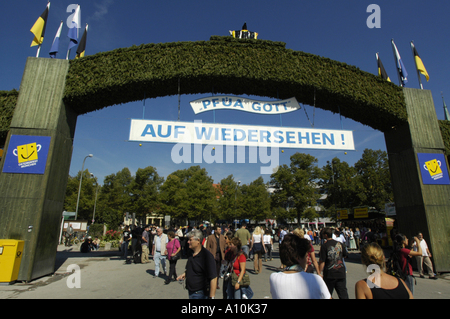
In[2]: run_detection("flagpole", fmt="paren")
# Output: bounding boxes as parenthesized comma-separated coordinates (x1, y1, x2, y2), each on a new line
(66, 4, 80, 60)
(391, 39, 403, 87)
(442, 92, 450, 121)
(36, 44, 41, 58)
(411, 41, 424, 89)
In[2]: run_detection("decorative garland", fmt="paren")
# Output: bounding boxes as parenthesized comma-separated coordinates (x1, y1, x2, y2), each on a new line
(0, 89, 19, 145)
(0, 36, 447, 157)
(63, 36, 407, 132)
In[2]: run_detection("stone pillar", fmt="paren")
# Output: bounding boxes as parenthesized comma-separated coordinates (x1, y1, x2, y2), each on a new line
(0, 58, 77, 281)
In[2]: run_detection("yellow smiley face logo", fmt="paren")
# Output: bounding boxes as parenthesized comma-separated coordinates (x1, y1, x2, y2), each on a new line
(17, 143, 39, 164)
(425, 159, 442, 177)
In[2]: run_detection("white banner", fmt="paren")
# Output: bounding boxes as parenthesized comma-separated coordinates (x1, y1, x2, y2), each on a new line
(129, 119, 355, 151)
(189, 96, 300, 115)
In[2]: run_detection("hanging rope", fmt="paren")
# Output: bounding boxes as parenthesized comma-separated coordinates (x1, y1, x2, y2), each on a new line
(277, 90, 282, 126)
(303, 104, 313, 127)
(312, 88, 316, 128)
(212, 86, 216, 123)
(178, 78, 181, 121)
(143, 92, 146, 119)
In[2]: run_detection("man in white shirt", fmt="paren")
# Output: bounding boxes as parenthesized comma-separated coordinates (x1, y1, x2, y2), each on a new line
(415, 233, 438, 280)
(334, 228, 346, 244)
(152, 227, 169, 279)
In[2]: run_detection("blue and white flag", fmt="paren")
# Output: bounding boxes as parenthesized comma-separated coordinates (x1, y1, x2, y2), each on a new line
(49, 21, 63, 58)
(391, 39, 408, 86)
(67, 5, 81, 50)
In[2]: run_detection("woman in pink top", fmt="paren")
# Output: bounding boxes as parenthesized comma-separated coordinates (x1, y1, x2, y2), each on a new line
(165, 231, 181, 285)
(394, 234, 422, 295)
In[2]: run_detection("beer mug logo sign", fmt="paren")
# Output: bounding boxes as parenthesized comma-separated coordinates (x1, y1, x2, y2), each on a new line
(424, 159, 443, 181)
(12, 142, 42, 166)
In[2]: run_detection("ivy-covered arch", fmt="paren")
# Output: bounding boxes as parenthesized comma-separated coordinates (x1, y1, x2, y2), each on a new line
(4, 36, 450, 150)
(63, 36, 407, 132)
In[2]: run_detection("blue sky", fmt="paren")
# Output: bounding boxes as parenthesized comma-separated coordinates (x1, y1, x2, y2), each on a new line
(1, 1, 449, 186)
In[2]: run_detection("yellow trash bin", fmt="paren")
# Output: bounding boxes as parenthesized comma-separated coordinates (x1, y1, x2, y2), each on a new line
(0, 240, 24, 284)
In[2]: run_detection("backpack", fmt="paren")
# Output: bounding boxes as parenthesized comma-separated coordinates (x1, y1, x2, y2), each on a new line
(133, 250, 141, 264)
(386, 250, 407, 281)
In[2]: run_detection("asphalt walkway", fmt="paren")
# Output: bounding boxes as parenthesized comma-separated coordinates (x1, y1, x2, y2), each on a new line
(1, 243, 449, 299)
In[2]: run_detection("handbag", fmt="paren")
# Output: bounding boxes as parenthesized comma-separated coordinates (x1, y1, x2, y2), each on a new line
(231, 271, 250, 287)
(170, 240, 181, 261)
(230, 254, 250, 287)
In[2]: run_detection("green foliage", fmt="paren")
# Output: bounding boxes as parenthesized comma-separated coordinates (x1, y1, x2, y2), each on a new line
(95, 168, 133, 229)
(160, 166, 217, 223)
(0, 89, 18, 146)
(320, 149, 393, 218)
(88, 223, 104, 238)
(240, 177, 271, 222)
(270, 153, 322, 225)
(63, 36, 407, 132)
(4, 37, 450, 147)
(63, 169, 98, 220)
(439, 120, 450, 162)
(216, 175, 240, 221)
(103, 229, 122, 241)
(320, 158, 360, 213)
(354, 149, 393, 210)
(129, 166, 164, 218)
(160, 174, 188, 220)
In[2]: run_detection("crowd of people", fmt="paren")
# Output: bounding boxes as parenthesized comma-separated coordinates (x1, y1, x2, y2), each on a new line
(116, 222, 438, 299)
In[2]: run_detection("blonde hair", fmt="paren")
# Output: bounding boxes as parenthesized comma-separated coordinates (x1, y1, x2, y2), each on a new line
(361, 242, 386, 271)
(293, 228, 305, 238)
(253, 226, 263, 236)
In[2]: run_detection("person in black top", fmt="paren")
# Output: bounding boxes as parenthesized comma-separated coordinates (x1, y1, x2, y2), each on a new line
(355, 242, 412, 299)
(177, 229, 217, 299)
(318, 227, 349, 299)
(121, 226, 131, 259)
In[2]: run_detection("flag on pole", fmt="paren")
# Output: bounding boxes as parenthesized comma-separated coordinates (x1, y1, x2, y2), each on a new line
(76, 24, 88, 59)
(68, 5, 81, 50)
(376, 53, 391, 82)
(442, 93, 450, 121)
(411, 42, 429, 82)
(30, 2, 50, 47)
(229, 23, 258, 39)
(49, 21, 63, 58)
(391, 39, 408, 86)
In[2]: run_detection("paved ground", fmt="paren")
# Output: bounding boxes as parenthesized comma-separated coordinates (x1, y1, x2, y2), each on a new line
(1, 243, 449, 300)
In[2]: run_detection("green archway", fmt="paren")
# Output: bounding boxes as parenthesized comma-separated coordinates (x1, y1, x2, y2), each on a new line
(3, 36, 450, 148)
(63, 36, 407, 132)
(1, 36, 450, 281)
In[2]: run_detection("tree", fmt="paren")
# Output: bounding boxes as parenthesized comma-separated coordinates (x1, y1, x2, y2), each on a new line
(160, 174, 188, 221)
(96, 168, 133, 229)
(64, 169, 97, 221)
(163, 166, 217, 223)
(270, 153, 322, 226)
(354, 149, 393, 210)
(216, 175, 240, 222)
(240, 177, 271, 222)
(184, 166, 217, 222)
(129, 166, 164, 219)
(320, 157, 359, 216)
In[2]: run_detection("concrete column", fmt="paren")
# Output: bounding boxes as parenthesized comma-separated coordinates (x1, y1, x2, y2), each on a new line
(385, 88, 450, 273)
(0, 58, 77, 281)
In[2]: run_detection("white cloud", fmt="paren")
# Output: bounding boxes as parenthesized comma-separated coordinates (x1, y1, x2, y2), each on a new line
(89, 0, 114, 21)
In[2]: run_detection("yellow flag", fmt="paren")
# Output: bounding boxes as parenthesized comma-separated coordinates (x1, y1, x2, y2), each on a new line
(411, 42, 429, 81)
(30, 3, 50, 47)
